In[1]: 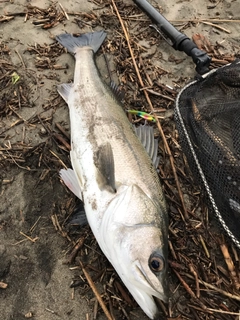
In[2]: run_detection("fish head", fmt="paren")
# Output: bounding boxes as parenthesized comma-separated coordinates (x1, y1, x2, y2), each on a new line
(122, 226, 169, 319)
(100, 184, 168, 319)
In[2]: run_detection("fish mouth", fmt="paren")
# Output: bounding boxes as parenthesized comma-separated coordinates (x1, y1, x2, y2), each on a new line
(126, 261, 168, 319)
(128, 285, 167, 320)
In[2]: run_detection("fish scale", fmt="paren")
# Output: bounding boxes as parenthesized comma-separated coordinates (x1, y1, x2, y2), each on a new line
(69, 47, 163, 206)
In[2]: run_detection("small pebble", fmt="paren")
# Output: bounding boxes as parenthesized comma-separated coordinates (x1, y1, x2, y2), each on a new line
(40, 127, 47, 134)
(25, 312, 33, 318)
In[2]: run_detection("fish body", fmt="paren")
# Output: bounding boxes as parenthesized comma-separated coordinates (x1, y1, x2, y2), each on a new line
(56, 31, 168, 319)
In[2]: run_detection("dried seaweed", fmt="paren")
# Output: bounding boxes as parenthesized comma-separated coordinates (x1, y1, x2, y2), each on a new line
(2, 2, 68, 29)
(26, 42, 66, 70)
(0, 43, 31, 118)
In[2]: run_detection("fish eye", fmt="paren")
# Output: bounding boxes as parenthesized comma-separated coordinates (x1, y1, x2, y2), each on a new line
(149, 254, 164, 273)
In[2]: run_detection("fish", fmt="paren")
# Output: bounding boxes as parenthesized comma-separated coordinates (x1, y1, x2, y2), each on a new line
(56, 30, 169, 319)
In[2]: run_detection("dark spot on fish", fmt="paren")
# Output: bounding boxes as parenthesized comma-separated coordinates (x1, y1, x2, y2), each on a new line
(91, 199, 97, 211)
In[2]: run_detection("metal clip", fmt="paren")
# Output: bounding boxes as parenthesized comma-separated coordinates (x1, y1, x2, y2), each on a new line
(149, 24, 173, 47)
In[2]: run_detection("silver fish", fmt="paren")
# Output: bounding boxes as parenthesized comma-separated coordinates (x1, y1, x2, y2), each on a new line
(56, 30, 168, 319)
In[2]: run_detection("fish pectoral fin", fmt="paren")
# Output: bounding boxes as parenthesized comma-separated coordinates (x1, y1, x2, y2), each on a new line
(57, 83, 73, 103)
(134, 124, 160, 168)
(94, 142, 116, 193)
(60, 168, 82, 200)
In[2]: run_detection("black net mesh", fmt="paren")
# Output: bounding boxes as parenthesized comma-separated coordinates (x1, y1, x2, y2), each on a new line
(175, 60, 240, 248)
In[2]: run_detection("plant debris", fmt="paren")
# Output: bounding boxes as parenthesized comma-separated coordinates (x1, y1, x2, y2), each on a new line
(2, 2, 69, 29)
(0, 43, 30, 117)
(26, 42, 66, 70)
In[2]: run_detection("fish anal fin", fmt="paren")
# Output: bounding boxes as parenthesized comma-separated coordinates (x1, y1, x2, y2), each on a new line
(60, 168, 82, 200)
(57, 83, 73, 103)
(94, 142, 116, 193)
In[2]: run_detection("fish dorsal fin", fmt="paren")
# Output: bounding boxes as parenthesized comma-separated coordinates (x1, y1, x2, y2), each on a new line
(110, 81, 125, 103)
(57, 83, 73, 103)
(94, 142, 116, 193)
(134, 124, 160, 168)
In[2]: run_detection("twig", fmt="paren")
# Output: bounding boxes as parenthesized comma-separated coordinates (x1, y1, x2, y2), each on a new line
(58, 2, 69, 20)
(20, 231, 38, 242)
(145, 88, 175, 102)
(220, 242, 240, 290)
(30, 216, 41, 233)
(2, 178, 14, 185)
(51, 214, 71, 241)
(171, 18, 231, 33)
(173, 269, 207, 310)
(199, 20, 231, 33)
(0, 119, 24, 135)
(15, 49, 26, 68)
(66, 236, 86, 264)
(53, 133, 71, 151)
(45, 308, 56, 314)
(55, 122, 70, 139)
(5, 12, 26, 16)
(114, 280, 134, 306)
(211, 57, 235, 65)
(5, 150, 30, 170)
(199, 235, 210, 258)
(79, 261, 113, 320)
(189, 264, 200, 298)
(184, 272, 240, 302)
(111, 0, 189, 220)
(170, 18, 240, 23)
(173, 269, 197, 299)
(168, 240, 177, 260)
(188, 304, 240, 316)
(231, 244, 239, 262)
(206, 308, 240, 316)
(93, 299, 99, 319)
(49, 149, 68, 169)
(0, 15, 14, 22)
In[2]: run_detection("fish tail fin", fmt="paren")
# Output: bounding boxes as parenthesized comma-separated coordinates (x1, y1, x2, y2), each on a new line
(56, 31, 107, 54)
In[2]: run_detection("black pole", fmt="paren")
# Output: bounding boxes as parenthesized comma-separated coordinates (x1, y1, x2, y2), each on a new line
(132, 0, 211, 75)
